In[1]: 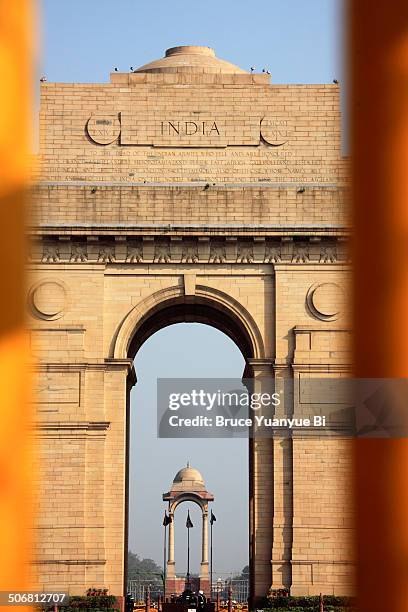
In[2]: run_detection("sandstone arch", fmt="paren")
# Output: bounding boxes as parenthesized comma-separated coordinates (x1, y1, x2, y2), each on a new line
(113, 284, 265, 361)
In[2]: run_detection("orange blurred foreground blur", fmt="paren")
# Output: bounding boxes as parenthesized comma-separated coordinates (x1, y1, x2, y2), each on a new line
(351, 1, 408, 611)
(0, 0, 33, 602)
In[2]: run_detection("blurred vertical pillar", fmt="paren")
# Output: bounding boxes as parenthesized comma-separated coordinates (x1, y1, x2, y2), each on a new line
(0, 0, 33, 593)
(351, 1, 408, 611)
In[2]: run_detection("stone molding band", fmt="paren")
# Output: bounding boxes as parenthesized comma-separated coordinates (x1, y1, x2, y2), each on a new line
(32, 559, 106, 566)
(29, 235, 350, 265)
(35, 421, 110, 431)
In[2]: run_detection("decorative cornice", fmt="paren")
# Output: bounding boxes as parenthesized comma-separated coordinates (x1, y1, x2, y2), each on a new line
(291, 364, 352, 372)
(30, 359, 134, 371)
(293, 325, 352, 332)
(27, 234, 351, 266)
(35, 421, 110, 431)
(244, 358, 275, 378)
(29, 223, 350, 235)
(28, 325, 85, 332)
(32, 559, 106, 566)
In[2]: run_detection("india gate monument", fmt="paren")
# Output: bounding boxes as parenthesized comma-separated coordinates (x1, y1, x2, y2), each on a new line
(29, 45, 352, 603)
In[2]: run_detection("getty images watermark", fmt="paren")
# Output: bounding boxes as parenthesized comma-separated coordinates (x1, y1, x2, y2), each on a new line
(167, 388, 325, 423)
(158, 378, 336, 438)
(157, 378, 408, 438)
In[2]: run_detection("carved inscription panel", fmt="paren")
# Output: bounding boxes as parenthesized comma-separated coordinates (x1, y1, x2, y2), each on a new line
(37, 82, 347, 184)
(40, 148, 343, 184)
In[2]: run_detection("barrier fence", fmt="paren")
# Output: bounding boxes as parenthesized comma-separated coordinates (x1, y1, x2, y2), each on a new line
(127, 578, 249, 605)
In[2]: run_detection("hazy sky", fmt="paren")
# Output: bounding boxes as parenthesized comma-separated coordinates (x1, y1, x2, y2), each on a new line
(37, 0, 342, 579)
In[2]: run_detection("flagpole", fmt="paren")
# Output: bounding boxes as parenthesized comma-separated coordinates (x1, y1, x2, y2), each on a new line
(187, 521, 190, 589)
(163, 519, 167, 602)
(210, 518, 213, 601)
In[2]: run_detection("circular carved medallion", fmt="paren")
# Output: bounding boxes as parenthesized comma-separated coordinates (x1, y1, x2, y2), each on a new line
(29, 281, 66, 320)
(306, 282, 344, 321)
(87, 114, 121, 145)
(260, 117, 293, 146)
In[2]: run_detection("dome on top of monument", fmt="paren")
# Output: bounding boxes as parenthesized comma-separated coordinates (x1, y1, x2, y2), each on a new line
(135, 46, 247, 74)
(172, 462, 206, 490)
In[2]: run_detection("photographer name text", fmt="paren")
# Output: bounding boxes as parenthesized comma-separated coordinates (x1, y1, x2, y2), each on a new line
(167, 415, 327, 428)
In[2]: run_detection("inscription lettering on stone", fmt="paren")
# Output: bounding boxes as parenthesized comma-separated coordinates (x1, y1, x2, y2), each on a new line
(260, 117, 294, 146)
(161, 120, 220, 137)
(87, 114, 121, 145)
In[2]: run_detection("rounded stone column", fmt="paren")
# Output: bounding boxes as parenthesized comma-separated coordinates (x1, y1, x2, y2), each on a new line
(200, 508, 209, 576)
(167, 511, 175, 577)
(202, 510, 208, 563)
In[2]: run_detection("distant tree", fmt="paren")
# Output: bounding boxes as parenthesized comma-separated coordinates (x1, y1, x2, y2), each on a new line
(127, 551, 163, 584)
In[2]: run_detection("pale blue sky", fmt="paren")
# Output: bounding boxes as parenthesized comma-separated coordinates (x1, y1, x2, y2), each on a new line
(129, 325, 246, 577)
(37, 0, 342, 84)
(37, 0, 343, 577)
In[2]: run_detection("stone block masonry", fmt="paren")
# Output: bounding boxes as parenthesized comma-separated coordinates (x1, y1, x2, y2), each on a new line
(28, 46, 353, 602)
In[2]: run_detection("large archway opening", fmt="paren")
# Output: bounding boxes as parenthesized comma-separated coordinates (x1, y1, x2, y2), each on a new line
(120, 290, 262, 604)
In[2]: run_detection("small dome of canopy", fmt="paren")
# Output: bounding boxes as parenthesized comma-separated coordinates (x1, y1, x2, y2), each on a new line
(172, 462, 206, 491)
(134, 46, 247, 74)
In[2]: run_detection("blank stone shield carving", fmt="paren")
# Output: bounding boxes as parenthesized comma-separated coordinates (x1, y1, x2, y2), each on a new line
(29, 280, 66, 320)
